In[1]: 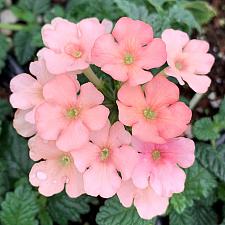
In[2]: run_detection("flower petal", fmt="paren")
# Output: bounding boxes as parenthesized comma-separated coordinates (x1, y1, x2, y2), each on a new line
(184, 39, 209, 53)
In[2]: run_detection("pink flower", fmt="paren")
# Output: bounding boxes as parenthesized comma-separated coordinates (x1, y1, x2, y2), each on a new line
(10, 59, 55, 137)
(92, 17, 166, 86)
(117, 180, 169, 220)
(131, 137, 195, 197)
(29, 135, 84, 197)
(39, 17, 108, 74)
(162, 29, 215, 93)
(36, 74, 109, 151)
(71, 121, 138, 198)
(117, 75, 192, 143)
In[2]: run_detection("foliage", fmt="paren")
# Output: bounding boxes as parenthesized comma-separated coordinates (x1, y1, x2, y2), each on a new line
(0, 35, 10, 73)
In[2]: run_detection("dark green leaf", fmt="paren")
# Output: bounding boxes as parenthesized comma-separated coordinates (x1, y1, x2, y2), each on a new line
(48, 193, 93, 225)
(0, 162, 10, 203)
(96, 196, 155, 225)
(0, 34, 10, 73)
(221, 218, 225, 225)
(0, 99, 12, 120)
(0, 122, 33, 179)
(196, 143, 225, 182)
(219, 97, 225, 116)
(39, 210, 53, 225)
(147, 0, 175, 11)
(0, 184, 39, 225)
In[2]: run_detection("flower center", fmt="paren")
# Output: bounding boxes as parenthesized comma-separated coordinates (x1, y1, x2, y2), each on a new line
(143, 108, 156, 120)
(60, 155, 72, 166)
(100, 147, 110, 161)
(66, 108, 79, 119)
(175, 62, 183, 70)
(152, 150, 161, 161)
(73, 50, 82, 58)
(124, 53, 134, 65)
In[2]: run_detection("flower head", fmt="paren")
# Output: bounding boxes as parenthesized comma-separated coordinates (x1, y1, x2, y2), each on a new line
(36, 74, 109, 151)
(131, 137, 195, 197)
(162, 29, 215, 93)
(39, 17, 109, 74)
(117, 75, 192, 143)
(117, 180, 169, 220)
(29, 135, 84, 197)
(71, 121, 138, 198)
(92, 17, 167, 86)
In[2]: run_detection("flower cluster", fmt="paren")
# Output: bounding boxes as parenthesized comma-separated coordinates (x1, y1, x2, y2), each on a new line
(10, 17, 214, 220)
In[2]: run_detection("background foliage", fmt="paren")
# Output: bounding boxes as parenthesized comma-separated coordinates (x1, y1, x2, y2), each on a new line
(0, 0, 224, 225)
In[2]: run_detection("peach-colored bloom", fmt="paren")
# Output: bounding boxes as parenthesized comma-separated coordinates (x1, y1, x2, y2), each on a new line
(162, 29, 215, 93)
(131, 137, 195, 197)
(36, 74, 109, 151)
(117, 75, 192, 143)
(39, 17, 108, 74)
(72, 121, 138, 198)
(92, 17, 166, 86)
(10, 59, 55, 137)
(29, 135, 84, 197)
(117, 180, 169, 220)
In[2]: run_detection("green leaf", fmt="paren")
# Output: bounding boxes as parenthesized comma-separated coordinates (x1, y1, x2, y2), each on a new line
(196, 143, 225, 182)
(48, 193, 93, 225)
(221, 218, 225, 225)
(18, 0, 50, 15)
(0, 162, 10, 204)
(0, 99, 12, 120)
(182, 1, 216, 25)
(96, 196, 155, 225)
(39, 210, 53, 225)
(170, 162, 217, 214)
(170, 202, 217, 225)
(219, 97, 225, 116)
(147, 0, 175, 11)
(14, 30, 37, 65)
(0, 184, 39, 225)
(0, 35, 10, 73)
(193, 117, 219, 141)
(0, 0, 4, 9)
(0, 122, 33, 179)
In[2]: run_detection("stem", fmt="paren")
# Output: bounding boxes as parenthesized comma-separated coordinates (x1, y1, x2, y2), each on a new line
(83, 67, 103, 89)
(0, 23, 26, 31)
(189, 93, 204, 110)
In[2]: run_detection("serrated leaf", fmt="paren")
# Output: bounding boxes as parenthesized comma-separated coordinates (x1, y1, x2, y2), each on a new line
(147, 0, 175, 11)
(0, 35, 10, 73)
(39, 210, 53, 225)
(193, 117, 219, 141)
(0, 122, 33, 179)
(182, 1, 216, 25)
(96, 196, 155, 225)
(0, 162, 10, 203)
(14, 30, 37, 65)
(0, 99, 12, 120)
(48, 193, 93, 225)
(170, 162, 217, 214)
(0, 184, 39, 225)
(196, 143, 225, 182)
(170, 202, 217, 225)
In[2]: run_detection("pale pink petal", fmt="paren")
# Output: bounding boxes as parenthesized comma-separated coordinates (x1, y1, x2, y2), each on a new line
(137, 38, 167, 69)
(43, 74, 78, 106)
(127, 66, 153, 86)
(29, 161, 66, 197)
(28, 135, 62, 161)
(134, 186, 169, 220)
(36, 102, 68, 140)
(144, 75, 179, 109)
(117, 180, 136, 207)
(101, 19, 113, 33)
(56, 120, 89, 151)
(25, 107, 36, 124)
(161, 137, 195, 168)
(117, 83, 146, 108)
(182, 73, 211, 93)
(112, 17, 153, 45)
(108, 121, 131, 148)
(71, 142, 100, 173)
(157, 102, 192, 139)
(117, 101, 140, 126)
(113, 146, 138, 180)
(10, 74, 43, 109)
(81, 105, 109, 131)
(77, 82, 104, 108)
(41, 17, 78, 51)
(164, 67, 185, 85)
(65, 166, 84, 198)
(184, 39, 209, 53)
(150, 162, 186, 197)
(92, 34, 121, 66)
(83, 162, 121, 198)
(13, 109, 36, 137)
(90, 120, 110, 147)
